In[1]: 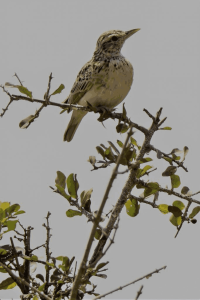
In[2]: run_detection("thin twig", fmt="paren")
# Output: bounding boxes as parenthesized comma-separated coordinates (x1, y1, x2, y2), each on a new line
(135, 285, 143, 300)
(175, 201, 192, 238)
(93, 265, 166, 300)
(14, 73, 23, 86)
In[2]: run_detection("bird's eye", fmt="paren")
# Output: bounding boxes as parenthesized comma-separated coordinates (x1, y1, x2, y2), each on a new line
(111, 36, 118, 41)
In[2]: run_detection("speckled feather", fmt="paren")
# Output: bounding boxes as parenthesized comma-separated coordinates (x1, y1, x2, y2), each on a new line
(63, 29, 140, 141)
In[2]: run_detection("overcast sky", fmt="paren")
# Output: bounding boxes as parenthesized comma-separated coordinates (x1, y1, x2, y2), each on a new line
(0, 1, 200, 299)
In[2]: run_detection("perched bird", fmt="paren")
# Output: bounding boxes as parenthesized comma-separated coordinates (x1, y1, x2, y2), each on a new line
(63, 28, 140, 142)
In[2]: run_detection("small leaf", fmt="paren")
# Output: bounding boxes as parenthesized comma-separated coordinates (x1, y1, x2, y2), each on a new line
(169, 215, 182, 227)
(96, 146, 105, 158)
(140, 157, 152, 164)
(14, 210, 25, 215)
(182, 146, 189, 162)
(107, 141, 120, 155)
(67, 173, 79, 199)
(0, 202, 10, 210)
(36, 274, 44, 282)
(162, 166, 177, 176)
(117, 140, 123, 148)
(125, 199, 140, 217)
(168, 206, 182, 217)
(122, 103, 127, 119)
(157, 150, 162, 159)
(17, 86, 32, 98)
(0, 249, 8, 255)
(94, 229, 102, 240)
(0, 267, 7, 273)
(116, 123, 129, 133)
(3, 220, 18, 233)
(66, 209, 82, 217)
(80, 189, 93, 207)
(55, 184, 71, 201)
(189, 206, 200, 219)
(161, 127, 172, 130)
(172, 201, 185, 211)
(19, 115, 35, 129)
(140, 165, 153, 176)
(171, 148, 181, 154)
(171, 175, 181, 189)
(163, 157, 173, 165)
(0, 277, 17, 290)
(38, 283, 45, 291)
(158, 204, 169, 214)
(130, 137, 140, 149)
(55, 171, 66, 189)
(181, 186, 190, 195)
(51, 84, 65, 95)
(4, 82, 18, 88)
(88, 156, 96, 167)
(96, 262, 109, 271)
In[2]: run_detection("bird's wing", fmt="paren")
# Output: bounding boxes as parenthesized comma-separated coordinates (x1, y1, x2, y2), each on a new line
(63, 60, 95, 106)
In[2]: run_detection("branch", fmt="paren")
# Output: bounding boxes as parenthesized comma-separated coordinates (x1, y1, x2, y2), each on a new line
(93, 265, 166, 300)
(135, 285, 143, 300)
(89, 108, 164, 267)
(70, 127, 134, 300)
(0, 261, 51, 300)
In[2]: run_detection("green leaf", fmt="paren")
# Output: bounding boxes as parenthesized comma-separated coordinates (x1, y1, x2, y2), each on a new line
(169, 215, 182, 227)
(0, 267, 7, 273)
(139, 157, 152, 164)
(161, 127, 172, 130)
(17, 85, 32, 98)
(38, 283, 45, 291)
(96, 262, 109, 271)
(168, 206, 182, 217)
(189, 206, 200, 219)
(80, 189, 93, 207)
(116, 123, 129, 133)
(163, 157, 173, 165)
(36, 274, 44, 282)
(181, 186, 190, 195)
(55, 184, 71, 201)
(51, 84, 65, 95)
(94, 229, 102, 240)
(3, 220, 18, 233)
(0, 249, 8, 255)
(5, 204, 20, 215)
(0, 202, 10, 210)
(140, 165, 153, 176)
(117, 140, 123, 148)
(172, 154, 180, 161)
(171, 175, 181, 189)
(14, 210, 25, 215)
(130, 137, 140, 149)
(158, 204, 169, 214)
(96, 146, 105, 158)
(46, 261, 54, 267)
(125, 199, 140, 217)
(55, 171, 66, 189)
(122, 103, 127, 119)
(162, 166, 177, 176)
(24, 255, 38, 261)
(66, 209, 82, 217)
(19, 115, 35, 128)
(0, 277, 17, 290)
(57, 256, 69, 272)
(33, 296, 39, 300)
(104, 147, 115, 160)
(172, 201, 185, 211)
(144, 182, 159, 197)
(67, 173, 79, 199)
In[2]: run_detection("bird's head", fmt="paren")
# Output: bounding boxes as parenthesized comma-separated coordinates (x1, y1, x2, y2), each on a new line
(94, 29, 140, 58)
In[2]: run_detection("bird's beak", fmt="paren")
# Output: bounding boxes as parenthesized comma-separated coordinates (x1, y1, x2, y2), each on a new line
(125, 28, 140, 39)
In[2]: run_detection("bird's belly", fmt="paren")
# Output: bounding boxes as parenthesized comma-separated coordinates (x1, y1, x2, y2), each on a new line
(79, 60, 133, 109)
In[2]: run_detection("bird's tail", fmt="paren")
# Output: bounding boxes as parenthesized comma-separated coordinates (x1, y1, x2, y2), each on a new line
(63, 111, 87, 142)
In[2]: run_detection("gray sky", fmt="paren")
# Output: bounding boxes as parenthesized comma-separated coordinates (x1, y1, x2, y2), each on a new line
(0, 1, 200, 299)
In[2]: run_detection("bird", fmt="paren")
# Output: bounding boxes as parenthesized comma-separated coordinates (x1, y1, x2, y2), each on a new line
(63, 28, 140, 142)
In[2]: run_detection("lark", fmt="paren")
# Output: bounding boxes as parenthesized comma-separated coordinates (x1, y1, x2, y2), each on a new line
(63, 28, 140, 142)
